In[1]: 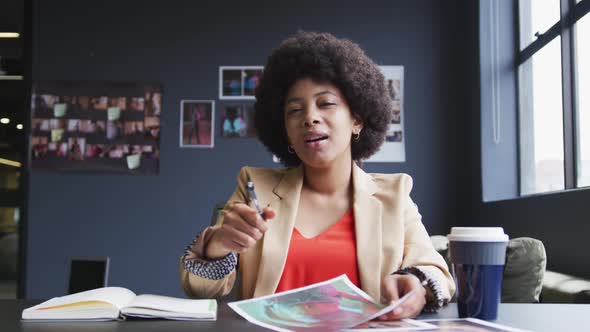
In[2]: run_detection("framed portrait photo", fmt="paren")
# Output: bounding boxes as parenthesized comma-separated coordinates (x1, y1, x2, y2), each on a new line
(179, 100, 215, 148)
(220, 104, 256, 139)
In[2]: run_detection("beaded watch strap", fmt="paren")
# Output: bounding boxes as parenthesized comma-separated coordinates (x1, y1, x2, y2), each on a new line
(393, 266, 446, 312)
(182, 234, 237, 280)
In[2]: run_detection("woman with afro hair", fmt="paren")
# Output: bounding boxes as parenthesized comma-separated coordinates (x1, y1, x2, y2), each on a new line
(181, 32, 455, 320)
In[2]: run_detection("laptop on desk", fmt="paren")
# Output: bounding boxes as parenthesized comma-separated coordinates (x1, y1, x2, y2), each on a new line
(67, 257, 110, 294)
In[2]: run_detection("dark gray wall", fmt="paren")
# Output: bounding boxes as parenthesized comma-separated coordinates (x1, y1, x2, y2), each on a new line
(27, 0, 462, 298)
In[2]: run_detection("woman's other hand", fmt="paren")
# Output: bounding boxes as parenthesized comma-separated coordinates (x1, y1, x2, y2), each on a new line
(378, 273, 427, 320)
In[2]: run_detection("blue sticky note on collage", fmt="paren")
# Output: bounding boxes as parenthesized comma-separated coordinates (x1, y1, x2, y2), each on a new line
(107, 107, 121, 121)
(53, 103, 67, 117)
(126, 154, 141, 170)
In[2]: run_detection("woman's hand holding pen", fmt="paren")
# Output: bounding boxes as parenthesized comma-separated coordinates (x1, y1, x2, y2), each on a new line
(205, 203, 276, 260)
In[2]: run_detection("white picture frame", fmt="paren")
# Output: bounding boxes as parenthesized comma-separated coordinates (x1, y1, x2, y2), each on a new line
(219, 66, 263, 100)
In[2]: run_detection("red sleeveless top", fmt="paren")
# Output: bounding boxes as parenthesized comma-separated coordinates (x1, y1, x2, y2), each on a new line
(275, 209, 360, 293)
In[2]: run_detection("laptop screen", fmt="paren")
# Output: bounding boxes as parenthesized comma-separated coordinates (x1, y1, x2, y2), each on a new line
(68, 258, 108, 294)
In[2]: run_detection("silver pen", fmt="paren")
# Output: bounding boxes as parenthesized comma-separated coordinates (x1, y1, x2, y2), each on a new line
(246, 181, 264, 216)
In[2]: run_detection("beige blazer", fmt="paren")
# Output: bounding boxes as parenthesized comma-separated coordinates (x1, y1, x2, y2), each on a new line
(180, 164, 455, 302)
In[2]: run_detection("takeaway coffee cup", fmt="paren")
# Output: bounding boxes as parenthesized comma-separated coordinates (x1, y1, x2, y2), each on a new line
(448, 227, 508, 320)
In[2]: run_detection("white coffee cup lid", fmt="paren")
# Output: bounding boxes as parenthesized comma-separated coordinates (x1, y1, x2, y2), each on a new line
(447, 227, 509, 242)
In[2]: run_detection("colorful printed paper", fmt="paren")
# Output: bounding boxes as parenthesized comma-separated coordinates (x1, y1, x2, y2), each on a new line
(228, 274, 417, 332)
(344, 319, 437, 331)
(421, 318, 531, 332)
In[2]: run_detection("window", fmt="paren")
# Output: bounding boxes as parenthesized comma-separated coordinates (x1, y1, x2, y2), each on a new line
(519, 0, 561, 51)
(575, 13, 590, 186)
(518, 37, 565, 194)
(518, 0, 590, 195)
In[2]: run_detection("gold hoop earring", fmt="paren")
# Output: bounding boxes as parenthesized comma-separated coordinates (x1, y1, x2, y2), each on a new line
(288, 145, 295, 154)
(352, 133, 360, 142)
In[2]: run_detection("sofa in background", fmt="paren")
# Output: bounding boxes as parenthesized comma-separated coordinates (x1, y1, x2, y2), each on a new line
(541, 270, 590, 303)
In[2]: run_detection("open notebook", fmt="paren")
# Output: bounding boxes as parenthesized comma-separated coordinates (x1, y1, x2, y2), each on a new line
(22, 287, 216, 321)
